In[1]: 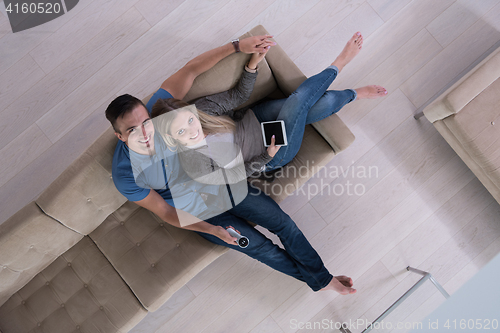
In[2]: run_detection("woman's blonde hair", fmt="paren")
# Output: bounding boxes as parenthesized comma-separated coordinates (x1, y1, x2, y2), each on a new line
(151, 98, 236, 149)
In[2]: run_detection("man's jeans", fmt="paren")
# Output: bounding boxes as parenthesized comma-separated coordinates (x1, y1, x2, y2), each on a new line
(252, 65, 356, 170)
(195, 183, 333, 291)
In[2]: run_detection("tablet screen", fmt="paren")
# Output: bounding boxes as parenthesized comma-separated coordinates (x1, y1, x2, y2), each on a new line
(263, 121, 285, 146)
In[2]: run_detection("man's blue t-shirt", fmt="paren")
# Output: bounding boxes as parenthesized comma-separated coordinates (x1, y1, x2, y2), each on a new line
(112, 88, 174, 202)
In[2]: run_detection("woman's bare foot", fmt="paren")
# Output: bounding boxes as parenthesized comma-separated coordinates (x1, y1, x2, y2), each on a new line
(355, 85, 388, 99)
(331, 32, 364, 72)
(320, 275, 357, 295)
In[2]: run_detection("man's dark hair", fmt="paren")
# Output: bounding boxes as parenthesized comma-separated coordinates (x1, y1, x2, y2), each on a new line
(105, 94, 145, 134)
(151, 98, 190, 118)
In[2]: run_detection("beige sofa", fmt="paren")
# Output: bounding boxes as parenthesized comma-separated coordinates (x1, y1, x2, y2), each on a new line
(0, 25, 354, 332)
(423, 46, 500, 204)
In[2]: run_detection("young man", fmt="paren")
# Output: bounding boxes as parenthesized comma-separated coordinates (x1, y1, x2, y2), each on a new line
(105, 35, 356, 295)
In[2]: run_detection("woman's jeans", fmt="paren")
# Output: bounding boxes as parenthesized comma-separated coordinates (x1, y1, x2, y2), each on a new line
(195, 183, 333, 291)
(252, 66, 356, 170)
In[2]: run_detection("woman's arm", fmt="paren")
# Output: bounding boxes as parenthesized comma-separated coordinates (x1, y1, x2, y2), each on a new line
(192, 47, 271, 116)
(244, 152, 273, 177)
(193, 69, 258, 116)
(244, 135, 280, 177)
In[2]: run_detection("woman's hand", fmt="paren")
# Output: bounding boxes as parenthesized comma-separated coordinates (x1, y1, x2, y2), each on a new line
(213, 225, 240, 245)
(267, 135, 281, 157)
(247, 46, 271, 70)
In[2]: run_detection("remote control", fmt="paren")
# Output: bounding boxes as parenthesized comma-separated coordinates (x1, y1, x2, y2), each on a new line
(226, 227, 249, 248)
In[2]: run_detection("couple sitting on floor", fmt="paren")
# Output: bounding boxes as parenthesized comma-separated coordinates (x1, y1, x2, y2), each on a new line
(105, 32, 387, 295)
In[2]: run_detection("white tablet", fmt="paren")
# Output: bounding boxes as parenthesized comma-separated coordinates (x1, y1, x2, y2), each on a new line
(261, 120, 288, 147)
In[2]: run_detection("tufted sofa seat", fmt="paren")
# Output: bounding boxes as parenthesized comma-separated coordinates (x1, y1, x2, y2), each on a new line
(0, 237, 147, 333)
(0, 25, 355, 332)
(0, 203, 83, 309)
(89, 201, 226, 312)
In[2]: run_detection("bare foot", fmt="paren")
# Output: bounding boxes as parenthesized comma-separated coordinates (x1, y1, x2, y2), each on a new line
(320, 275, 357, 295)
(355, 85, 388, 99)
(331, 32, 364, 72)
(335, 275, 354, 287)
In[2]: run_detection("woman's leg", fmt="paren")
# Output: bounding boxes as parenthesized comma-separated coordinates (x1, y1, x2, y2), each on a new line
(254, 32, 365, 170)
(252, 89, 357, 125)
(252, 32, 386, 170)
(261, 65, 341, 170)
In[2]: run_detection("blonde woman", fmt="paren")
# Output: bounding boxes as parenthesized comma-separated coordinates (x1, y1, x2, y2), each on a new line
(152, 32, 387, 182)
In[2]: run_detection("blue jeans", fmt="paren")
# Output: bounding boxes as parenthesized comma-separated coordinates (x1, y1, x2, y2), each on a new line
(195, 183, 333, 291)
(252, 66, 356, 170)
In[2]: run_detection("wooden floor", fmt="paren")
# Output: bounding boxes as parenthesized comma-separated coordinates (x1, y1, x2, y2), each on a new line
(1, 0, 500, 332)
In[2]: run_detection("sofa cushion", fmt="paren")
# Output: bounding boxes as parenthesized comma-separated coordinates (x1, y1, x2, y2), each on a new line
(36, 128, 127, 235)
(0, 236, 147, 333)
(89, 201, 228, 312)
(0, 202, 83, 308)
(311, 114, 355, 153)
(443, 77, 500, 189)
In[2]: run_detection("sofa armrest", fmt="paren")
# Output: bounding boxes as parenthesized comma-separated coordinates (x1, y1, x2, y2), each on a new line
(424, 46, 500, 123)
(311, 115, 355, 154)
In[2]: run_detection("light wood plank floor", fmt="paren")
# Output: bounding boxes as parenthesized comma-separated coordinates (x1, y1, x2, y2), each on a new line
(1, 1, 500, 332)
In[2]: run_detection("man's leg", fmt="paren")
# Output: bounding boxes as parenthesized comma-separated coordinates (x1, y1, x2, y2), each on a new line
(195, 211, 308, 284)
(228, 184, 353, 292)
(229, 184, 357, 294)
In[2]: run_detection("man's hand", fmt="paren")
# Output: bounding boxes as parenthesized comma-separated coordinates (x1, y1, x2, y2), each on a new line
(240, 35, 276, 54)
(213, 225, 240, 245)
(267, 135, 281, 157)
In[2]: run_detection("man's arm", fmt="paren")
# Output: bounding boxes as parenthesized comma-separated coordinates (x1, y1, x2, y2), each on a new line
(160, 35, 275, 100)
(134, 189, 237, 244)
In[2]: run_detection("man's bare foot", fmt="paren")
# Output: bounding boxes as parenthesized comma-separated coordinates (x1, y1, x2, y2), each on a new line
(331, 32, 363, 72)
(355, 85, 388, 99)
(335, 275, 354, 287)
(320, 275, 357, 295)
